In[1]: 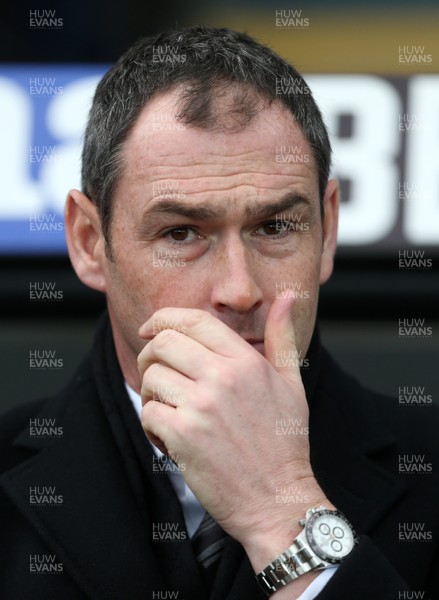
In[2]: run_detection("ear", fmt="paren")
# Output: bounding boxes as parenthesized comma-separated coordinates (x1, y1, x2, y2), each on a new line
(64, 189, 107, 293)
(319, 178, 339, 285)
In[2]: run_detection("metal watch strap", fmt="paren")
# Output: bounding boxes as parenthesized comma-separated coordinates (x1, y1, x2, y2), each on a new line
(256, 537, 326, 596)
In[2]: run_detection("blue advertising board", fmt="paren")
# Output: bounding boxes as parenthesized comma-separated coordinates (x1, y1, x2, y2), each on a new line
(1, 67, 438, 255)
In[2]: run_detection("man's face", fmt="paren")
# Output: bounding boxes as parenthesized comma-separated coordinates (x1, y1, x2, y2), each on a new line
(74, 90, 337, 389)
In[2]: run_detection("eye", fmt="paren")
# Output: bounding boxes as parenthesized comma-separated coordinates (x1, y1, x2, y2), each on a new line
(254, 220, 292, 237)
(163, 227, 202, 243)
(256, 222, 280, 236)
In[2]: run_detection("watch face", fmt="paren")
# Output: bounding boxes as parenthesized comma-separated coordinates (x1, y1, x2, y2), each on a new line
(305, 510, 357, 564)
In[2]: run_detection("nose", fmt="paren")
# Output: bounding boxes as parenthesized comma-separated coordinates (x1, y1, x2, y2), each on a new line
(209, 234, 263, 314)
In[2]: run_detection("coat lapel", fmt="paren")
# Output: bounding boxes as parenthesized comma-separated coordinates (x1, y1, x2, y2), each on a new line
(0, 360, 162, 599)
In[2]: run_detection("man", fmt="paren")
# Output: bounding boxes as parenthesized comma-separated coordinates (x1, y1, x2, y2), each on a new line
(0, 26, 438, 599)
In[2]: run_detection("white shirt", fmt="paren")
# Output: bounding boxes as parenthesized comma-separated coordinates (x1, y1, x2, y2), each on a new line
(125, 383, 336, 599)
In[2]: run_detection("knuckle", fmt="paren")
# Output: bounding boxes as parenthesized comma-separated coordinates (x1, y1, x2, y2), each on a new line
(137, 350, 146, 369)
(205, 362, 223, 385)
(200, 392, 218, 416)
(174, 414, 192, 441)
(153, 329, 178, 351)
(145, 361, 162, 380)
(184, 308, 211, 332)
(140, 403, 152, 427)
(215, 360, 237, 387)
(140, 364, 162, 399)
(245, 351, 262, 372)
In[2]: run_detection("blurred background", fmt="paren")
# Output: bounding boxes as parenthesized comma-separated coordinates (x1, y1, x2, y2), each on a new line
(1, 0, 438, 413)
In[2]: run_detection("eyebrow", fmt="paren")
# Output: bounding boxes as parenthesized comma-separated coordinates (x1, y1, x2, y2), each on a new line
(143, 201, 223, 222)
(141, 192, 312, 224)
(244, 193, 312, 220)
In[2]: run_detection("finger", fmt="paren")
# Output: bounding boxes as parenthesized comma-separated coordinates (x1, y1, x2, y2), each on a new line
(141, 400, 177, 456)
(137, 328, 216, 382)
(140, 362, 194, 408)
(138, 308, 249, 357)
(263, 294, 301, 385)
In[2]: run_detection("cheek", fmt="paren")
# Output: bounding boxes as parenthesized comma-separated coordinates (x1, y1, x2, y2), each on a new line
(145, 272, 199, 312)
(268, 242, 321, 298)
(122, 252, 207, 316)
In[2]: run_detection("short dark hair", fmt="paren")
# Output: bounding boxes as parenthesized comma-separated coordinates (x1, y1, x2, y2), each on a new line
(82, 26, 332, 244)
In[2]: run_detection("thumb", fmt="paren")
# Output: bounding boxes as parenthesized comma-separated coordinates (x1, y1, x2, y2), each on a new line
(264, 294, 302, 386)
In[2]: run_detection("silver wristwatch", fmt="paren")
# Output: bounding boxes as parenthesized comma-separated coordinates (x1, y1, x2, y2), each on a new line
(255, 506, 358, 597)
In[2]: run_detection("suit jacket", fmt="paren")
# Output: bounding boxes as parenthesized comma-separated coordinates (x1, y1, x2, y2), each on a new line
(1, 313, 438, 599)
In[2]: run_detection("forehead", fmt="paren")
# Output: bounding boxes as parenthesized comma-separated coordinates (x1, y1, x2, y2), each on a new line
(116, 88, 319, 207)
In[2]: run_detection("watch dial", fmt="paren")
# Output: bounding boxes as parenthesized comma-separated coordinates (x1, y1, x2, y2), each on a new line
(306, 512, 356, 563)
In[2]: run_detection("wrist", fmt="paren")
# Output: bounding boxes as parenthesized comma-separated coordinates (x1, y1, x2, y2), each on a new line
(241, 480, 335, 573)
(251, 504, 358, 598)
